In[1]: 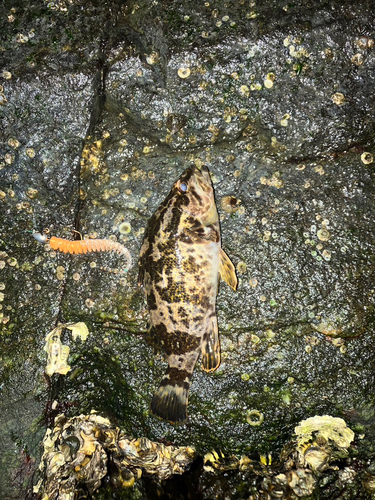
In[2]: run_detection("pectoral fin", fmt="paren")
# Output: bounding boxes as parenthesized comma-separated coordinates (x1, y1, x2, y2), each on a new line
(146, 325, 163, 353)
(138, 264, 144, 287)
(219, 248, 238, 290)
(138, 235, 149, 286)
(201, 316, 220, 372)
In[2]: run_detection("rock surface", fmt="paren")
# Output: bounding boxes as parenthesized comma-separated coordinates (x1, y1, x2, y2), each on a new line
(0, 0, 374, 498)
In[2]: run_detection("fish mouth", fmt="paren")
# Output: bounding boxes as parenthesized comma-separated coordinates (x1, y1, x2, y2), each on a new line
(195, 164, 210, 179)
(179, 164, 211, 182)
(192, 164, 211, 186)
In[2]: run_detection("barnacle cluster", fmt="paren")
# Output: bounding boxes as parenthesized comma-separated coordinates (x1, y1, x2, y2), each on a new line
(202, 415, 355, 498)
(80, 139, 106, 177)
(34, 413, 195, 498)
(259, 172, 284, 189)
(276, 415, 355, 496)
(294, 415, 354, 469)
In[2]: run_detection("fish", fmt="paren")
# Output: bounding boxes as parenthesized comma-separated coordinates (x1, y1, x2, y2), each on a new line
(138, 165, 237, 423)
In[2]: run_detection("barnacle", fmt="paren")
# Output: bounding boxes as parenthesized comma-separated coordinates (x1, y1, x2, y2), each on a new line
(246, 409, 264, 426)
(5, 153, 14, 165)
(146, 51, 160, 65)
(331, 92, 345, 105)
(237, 261, 247, 274)
(8, 137, 20, 148)
(260, 172, 284, 188)
(322, 249, 331, 261)
(355, 37, 374, 49)
(26, 188, 38, 199)
(80, 140, 106, 176)
(178, 67, 191, 79)
(26, 148, 35, 158)
(220, 195, 241, 214)
(361, 152, 373, 165)
(264, 72, 275, 88)
(249, 277, 258, 288)
(317, 228, 330, 241)
(240, 85, 250, 96)
(286, 468, 315, 497)
(119, 222, 132, 234)
(351, 53, 364, 66)
(280, 114, 290, 127)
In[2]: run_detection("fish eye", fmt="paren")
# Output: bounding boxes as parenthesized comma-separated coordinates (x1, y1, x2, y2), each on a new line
(179, 182, 188, 193)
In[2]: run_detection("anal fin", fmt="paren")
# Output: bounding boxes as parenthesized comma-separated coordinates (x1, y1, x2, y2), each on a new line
(201, 316, 220, 372)
(219, 248, 238, 291)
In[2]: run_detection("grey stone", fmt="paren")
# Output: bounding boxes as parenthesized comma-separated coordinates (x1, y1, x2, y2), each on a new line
(0, 0, 374, 498)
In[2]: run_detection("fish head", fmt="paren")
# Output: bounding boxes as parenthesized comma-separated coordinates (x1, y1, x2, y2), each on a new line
(172, 165, 219, 228)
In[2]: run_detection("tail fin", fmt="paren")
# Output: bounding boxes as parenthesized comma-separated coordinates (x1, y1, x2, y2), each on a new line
(150, 368, 191, 423)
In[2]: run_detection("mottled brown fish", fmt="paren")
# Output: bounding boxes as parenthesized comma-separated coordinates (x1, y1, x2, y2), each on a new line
(138, 166, 237, 423)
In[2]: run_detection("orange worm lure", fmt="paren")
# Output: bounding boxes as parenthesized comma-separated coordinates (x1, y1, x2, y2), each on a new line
(32, 233, 132, 271)
(49, 236, 129, 256)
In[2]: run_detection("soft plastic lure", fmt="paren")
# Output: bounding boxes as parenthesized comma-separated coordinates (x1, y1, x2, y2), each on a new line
(48, 236, 130, 256)
(32, 233, 132, 270)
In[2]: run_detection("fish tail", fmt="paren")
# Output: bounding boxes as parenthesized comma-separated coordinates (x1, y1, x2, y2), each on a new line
(150, 367, 192, 423)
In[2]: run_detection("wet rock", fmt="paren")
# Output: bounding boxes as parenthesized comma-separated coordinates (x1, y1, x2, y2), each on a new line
(0, 0, 375, 498)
